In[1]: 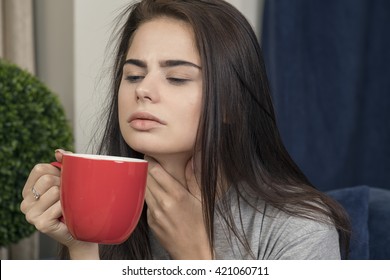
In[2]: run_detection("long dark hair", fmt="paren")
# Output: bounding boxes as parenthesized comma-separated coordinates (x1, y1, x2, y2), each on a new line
(60, 0, 350, 259)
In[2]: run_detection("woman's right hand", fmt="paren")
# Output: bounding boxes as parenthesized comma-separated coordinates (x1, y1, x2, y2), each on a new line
(20, 149, 99, 259)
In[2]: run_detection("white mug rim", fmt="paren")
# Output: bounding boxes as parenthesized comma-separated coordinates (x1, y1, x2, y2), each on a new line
(63, 153, 147, 163)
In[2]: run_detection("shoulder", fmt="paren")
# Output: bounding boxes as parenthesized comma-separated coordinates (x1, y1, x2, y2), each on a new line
(217, 185, 341, 259)
(258, 203, 341, 259)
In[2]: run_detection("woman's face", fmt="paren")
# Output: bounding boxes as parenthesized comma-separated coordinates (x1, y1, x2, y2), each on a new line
(118, 17, 202, 158)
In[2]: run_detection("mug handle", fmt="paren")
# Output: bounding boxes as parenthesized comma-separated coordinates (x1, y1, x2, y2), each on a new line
(51, 161, 62, 169)
(51, 162, 65, 223)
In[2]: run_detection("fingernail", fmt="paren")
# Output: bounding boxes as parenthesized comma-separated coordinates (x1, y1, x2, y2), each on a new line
(55, 149, 65, 153)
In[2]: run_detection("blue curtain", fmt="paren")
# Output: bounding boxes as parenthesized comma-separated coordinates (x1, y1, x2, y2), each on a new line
(261, 0, 390, 191)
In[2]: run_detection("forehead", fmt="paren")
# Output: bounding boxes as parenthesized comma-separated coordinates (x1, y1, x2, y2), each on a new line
(127, 17, 200, 63)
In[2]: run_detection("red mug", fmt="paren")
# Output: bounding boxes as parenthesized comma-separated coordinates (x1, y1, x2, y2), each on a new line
(51, 153, 148, 244)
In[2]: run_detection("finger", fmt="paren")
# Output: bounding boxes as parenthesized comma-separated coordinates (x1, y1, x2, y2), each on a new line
(146, 199, 169, 234)
(145, 174, 176, 231)
(27, 174, 60, 201)
(146, 207, 159, 231)
(33, 185, 61, 216)
(34, 201, 74, 246)
(22, 164, 60, 198)
(24, 185, 60, 222)
(38, 200, 75, 244)
(21, 183, 60, 215)
(148, 163, 186, 196)
(35, 199, 63, 232)
(144, 155, 157, 165)
(145, 172, 171, 211)
(55, 148, 73, 162)
(145, 155, 187, 194)
(145, 189, 162, 229)
(144, 178, 158, 207)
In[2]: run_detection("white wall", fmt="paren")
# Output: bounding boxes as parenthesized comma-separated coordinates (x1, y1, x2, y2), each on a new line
(35, 0, 74, 129)
(35, 0, 263, 154)
(228, 0, 263, 36)
(73, 0, 133, 152)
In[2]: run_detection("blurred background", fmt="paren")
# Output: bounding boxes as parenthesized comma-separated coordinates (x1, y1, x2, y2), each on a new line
(1, 0, 389, 260)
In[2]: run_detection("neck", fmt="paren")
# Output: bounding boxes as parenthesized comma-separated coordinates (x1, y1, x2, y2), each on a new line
(148, 153, 191, 186)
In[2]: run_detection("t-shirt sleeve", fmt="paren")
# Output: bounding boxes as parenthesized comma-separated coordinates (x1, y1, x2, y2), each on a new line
(271, 227, 341, 259)
(258, 203, 341, 260)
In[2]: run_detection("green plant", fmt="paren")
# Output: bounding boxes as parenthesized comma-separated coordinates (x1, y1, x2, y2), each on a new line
(0, 59, 73, 246)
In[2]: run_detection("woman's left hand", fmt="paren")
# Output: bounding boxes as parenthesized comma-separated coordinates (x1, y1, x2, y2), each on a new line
(144, 157, 212, 260)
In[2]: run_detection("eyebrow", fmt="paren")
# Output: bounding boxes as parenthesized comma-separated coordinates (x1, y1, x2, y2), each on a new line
(124, 59, 201, 69)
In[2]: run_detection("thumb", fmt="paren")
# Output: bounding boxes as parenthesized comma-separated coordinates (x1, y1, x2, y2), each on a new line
(54, 149, 73, 163)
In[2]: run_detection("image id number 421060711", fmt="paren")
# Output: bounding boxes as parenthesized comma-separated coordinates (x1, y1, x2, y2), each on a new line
(214, 266, 269, 276)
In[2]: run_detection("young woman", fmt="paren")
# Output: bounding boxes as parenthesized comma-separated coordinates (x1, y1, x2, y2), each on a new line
(21, 0, 350, 260)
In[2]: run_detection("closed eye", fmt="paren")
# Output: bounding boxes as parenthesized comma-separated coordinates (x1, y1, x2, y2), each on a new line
(167, 77, 190, 85)
(125, 75, 144, 83)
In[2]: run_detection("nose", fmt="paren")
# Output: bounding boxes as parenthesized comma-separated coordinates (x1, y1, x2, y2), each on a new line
(135, 74, 159, 103)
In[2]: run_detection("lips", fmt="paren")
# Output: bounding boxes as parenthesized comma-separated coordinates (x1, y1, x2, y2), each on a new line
(127, 112, 166, 130)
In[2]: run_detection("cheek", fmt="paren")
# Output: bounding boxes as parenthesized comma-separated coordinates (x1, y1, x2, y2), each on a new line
(190, 97, 202, 128)
(179, 102, 201, 141)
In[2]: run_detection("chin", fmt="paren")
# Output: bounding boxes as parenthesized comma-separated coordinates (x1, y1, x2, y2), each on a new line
(128, 145, 148, 155)
(127, 144, 161, 157)
(125, 138, 194, 158)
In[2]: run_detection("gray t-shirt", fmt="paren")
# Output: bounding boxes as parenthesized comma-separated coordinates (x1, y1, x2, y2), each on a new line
(150, 188, 340, 260)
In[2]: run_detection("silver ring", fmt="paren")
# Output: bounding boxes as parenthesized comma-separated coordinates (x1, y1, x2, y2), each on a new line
(32, 187, 40, 200)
